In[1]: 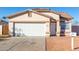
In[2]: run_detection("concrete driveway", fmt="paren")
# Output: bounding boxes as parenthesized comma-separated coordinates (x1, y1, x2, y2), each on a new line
(0, 37, 45, 51)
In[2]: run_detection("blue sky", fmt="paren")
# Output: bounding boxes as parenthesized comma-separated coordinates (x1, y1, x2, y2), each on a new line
(0, 7, 79, 24)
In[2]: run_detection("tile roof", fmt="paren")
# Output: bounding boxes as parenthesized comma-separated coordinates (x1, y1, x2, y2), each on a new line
(32, 8, 73, 19)
(6, 10, 55, 20)
(6, 8, 73, 20)
(58, 12, 73, 19)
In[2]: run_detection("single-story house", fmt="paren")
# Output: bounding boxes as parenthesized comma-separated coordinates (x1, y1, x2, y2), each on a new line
(3, 8, 73, 37)
(0, 19, 9, 35)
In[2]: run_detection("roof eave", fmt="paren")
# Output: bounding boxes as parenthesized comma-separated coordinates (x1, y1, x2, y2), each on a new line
(60, 15, 73, 21)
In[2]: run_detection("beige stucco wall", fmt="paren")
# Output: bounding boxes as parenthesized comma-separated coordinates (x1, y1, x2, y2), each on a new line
(45, 22, 50, 37)
(9, 22, 13, 36)
(56, 21, 61, 36)
(41, 12, 60, 21)
(9, 13, 49, 22)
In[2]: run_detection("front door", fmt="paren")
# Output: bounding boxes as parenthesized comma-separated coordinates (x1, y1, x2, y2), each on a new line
(2, 24, 9, 35)
(50, 23, 56, 36)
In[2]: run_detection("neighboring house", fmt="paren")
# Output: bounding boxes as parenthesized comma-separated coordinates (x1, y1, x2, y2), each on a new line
(72, 25, 79, 36)
(0, 19, 9, 35)
(3, 8, 73, 37)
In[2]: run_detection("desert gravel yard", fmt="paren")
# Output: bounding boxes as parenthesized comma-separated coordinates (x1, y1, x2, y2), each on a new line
(0, 37, 45, 51)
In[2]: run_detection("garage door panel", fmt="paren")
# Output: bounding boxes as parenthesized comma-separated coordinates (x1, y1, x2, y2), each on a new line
(15, 23, 46, 36)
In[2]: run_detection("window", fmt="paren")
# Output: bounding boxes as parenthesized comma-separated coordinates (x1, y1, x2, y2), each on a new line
(60, 21, 70, 30)
(60, 21, 66, 30)
(66, 23, 70, 29)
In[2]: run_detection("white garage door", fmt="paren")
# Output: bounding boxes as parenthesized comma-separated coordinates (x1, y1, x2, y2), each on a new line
(15, 23, 46, 36)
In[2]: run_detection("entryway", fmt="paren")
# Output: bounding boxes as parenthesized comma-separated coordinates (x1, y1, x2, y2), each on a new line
(50, 22, 56, 36)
